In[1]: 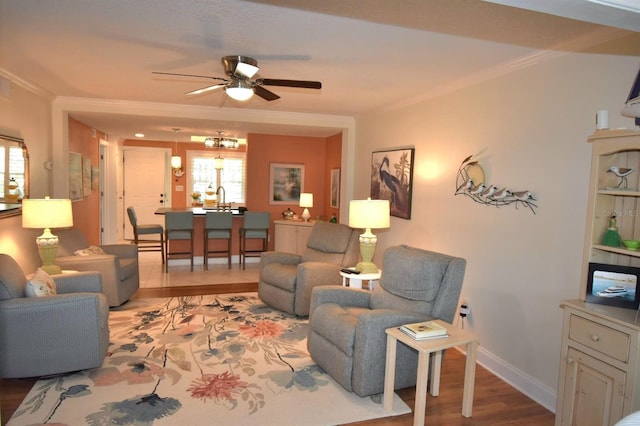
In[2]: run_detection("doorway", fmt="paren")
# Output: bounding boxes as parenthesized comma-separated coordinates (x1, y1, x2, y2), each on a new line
(123, 147, 171, 240)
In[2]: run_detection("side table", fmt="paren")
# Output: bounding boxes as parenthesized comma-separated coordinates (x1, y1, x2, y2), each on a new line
(339, 268, 381, 290)
(383, 321, 479, 426)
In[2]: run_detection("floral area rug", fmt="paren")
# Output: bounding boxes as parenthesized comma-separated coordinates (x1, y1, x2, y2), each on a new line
(8, 293, 410, 426)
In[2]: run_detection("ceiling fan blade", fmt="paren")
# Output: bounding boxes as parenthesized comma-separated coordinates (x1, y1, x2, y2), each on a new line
(260, 78, 322, 89)
(254, 85, 280, 101)
(235, 62, 259, 79)
(152, 71, 227, 81)
(186, 84, 225, 95)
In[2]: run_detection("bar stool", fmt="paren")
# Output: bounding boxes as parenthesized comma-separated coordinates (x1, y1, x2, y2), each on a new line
(164, 211, 194, 273)
(203, 211, 233, 270)
(126, 206, 165, 263)
(239, 211, 270, 270)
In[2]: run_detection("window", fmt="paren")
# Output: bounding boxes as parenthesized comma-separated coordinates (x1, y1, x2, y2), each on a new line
(0, 142, 26, 200)
(186, 150, 246, 205)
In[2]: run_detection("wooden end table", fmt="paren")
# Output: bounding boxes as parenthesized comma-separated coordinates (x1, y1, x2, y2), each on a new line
(384, 321, 479, 426)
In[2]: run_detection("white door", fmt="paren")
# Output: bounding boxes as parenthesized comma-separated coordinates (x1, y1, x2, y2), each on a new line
(123, 148, 169, 240)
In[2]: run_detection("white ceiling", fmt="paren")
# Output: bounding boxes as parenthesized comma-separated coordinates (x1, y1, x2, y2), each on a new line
(1, 0, 639, 141)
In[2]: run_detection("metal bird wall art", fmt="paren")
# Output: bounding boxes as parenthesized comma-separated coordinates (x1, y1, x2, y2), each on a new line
(455, 155, 538, 214)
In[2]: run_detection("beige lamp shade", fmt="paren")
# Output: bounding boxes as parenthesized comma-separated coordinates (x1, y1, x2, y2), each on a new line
(299, 193, 313, 208)
(22, 197, 73, 229)
(348, 198, 390, 230)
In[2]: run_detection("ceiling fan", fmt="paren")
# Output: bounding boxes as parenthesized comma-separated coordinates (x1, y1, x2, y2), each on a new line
(153, 55, 322, 102)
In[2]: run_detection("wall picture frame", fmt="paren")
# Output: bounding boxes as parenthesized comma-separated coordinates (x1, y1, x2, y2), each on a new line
(269, 163, 304, 205)
(586, 262, 640, 310)
(83, 157, 92, 197)
(371, 147, 414, 219)
(330, 168, 340, 208)
(68, 152, 83, 201)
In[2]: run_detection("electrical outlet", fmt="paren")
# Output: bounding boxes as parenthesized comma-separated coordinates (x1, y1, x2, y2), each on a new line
(459, 297, 471, 317)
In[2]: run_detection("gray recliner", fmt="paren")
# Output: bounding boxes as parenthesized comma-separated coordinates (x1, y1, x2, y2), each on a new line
(307, 244, 466, 397)
(54, 228, 139, 307)
(258, 221, 360, 316)
(0, 254, 109, 378)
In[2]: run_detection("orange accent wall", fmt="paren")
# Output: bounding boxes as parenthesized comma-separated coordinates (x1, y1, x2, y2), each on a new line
(324, 133, 342, 220)
(123, 131, 342, 250)
(68, 118, 103, 245)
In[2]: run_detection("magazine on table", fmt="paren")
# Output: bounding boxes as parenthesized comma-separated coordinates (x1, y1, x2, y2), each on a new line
(400, 320, 448, 340)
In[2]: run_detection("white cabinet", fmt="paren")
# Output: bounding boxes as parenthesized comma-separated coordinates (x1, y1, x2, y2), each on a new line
(274, 220, 315, 255)
(556, 301, 637, 426)
(556, 130, 640, 426)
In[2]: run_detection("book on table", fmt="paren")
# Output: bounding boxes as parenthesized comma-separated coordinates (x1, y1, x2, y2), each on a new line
(400, 320, 448, 340)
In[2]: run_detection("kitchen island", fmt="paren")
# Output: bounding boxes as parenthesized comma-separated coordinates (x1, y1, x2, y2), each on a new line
(155, 207, 269, 266)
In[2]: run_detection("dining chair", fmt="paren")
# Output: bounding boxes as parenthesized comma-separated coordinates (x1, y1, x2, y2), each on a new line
(203, 211, 233, 270)
(164, 211, 194, 272)
(239, 211, 270, 270)
(127, 206, 165, 263)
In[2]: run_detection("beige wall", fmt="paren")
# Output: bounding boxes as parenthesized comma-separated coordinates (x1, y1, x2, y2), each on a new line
(355, 53, 640, 409)
(0, 80, 52, 198)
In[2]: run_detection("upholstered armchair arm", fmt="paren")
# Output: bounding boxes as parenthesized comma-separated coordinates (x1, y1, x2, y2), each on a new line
(55, 254, 120, 301)
(100, 244, 138, 259)
(351, 309, 431, 396)
(309, 286, 372, 319)
(260, 251, 302, 267)
(295, 262, 346, 316)
(52, 271, 103, 294)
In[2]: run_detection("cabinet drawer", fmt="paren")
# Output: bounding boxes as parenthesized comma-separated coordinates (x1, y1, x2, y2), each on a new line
(569, 315, 630, 363)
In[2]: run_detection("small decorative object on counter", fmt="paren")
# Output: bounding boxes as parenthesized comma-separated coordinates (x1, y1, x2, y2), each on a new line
(601, 213, 622, 247)
(282, 208, 295, 220)
(330, 213, 337, 223)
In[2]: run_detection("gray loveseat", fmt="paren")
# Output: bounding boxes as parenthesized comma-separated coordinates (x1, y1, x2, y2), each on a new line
(307, 244, 466, 397)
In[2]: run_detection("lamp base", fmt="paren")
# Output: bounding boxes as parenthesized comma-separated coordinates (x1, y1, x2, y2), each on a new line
(36, 228, 62, 275)
(355, 261, 379, 274)
(301, 208, 311, 222)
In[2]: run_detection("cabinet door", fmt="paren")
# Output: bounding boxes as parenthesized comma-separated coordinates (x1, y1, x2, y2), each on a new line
(296, 225, 313, 254)
(274, 223, 297, 253)
(559, 347, 626, 426)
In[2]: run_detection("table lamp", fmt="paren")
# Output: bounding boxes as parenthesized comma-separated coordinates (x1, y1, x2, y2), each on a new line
(348, 197, 390, 273)
(299, 193, 313, 222)
(22, 197, 73, 274)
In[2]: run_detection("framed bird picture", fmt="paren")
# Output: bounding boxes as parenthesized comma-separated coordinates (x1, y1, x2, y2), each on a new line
(371, 147, 414, 219)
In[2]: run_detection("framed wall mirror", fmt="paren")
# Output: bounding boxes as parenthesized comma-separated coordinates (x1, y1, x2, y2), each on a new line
(0, 133, 30, 217)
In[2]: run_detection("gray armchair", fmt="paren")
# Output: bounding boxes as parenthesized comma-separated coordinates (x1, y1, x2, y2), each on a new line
(258, 221, 360, 316)
(307, 245, 466, 397)
(0, 254, 109, 378)
(54, 228, 139, 307)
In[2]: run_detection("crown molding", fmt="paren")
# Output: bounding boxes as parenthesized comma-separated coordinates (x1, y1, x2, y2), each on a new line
(0, 67, 55, 100)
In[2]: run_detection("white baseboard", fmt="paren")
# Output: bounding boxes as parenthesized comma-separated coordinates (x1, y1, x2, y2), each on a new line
(456, 345, 557, 413)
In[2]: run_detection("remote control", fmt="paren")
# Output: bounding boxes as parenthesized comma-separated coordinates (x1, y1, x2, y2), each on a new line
(341, 268, 360, 274)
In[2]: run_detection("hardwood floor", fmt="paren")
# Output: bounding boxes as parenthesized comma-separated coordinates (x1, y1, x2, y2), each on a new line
(0, 281, 555, 425)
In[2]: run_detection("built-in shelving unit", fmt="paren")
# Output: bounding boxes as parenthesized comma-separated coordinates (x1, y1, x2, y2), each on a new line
(556, 130, 640, 426)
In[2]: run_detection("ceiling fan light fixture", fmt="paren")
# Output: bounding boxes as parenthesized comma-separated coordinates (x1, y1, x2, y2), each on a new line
(225, 79, 254, 101)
